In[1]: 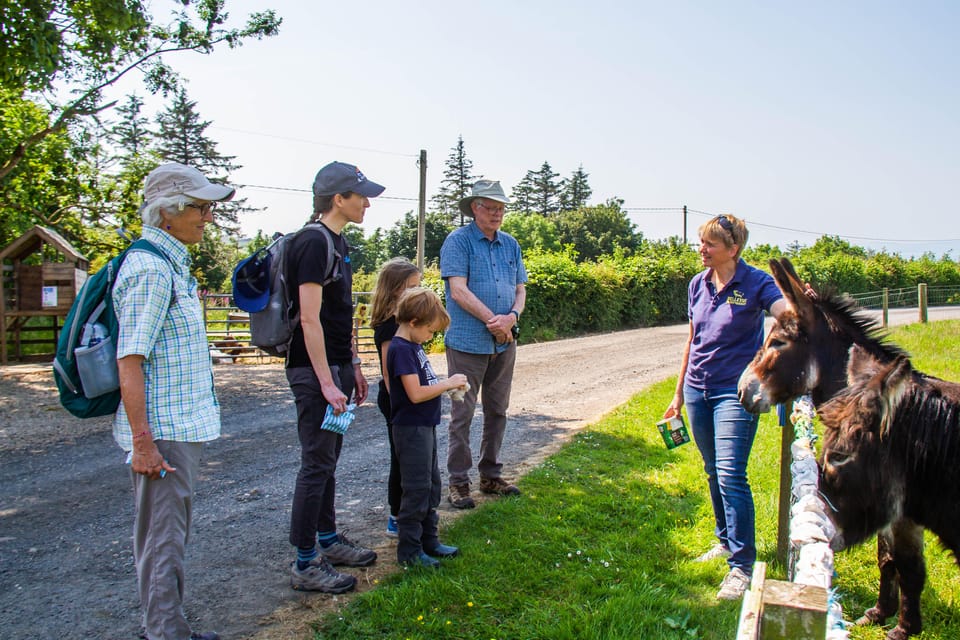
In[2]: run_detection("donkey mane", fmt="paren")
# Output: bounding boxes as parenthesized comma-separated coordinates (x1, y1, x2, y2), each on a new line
(890, 386, 960, 476)
(815, 291, 909, 363)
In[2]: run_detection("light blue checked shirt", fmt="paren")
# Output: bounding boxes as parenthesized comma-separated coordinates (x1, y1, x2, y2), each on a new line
(112, 226, 220, 451)
(440, 222, 527, 355)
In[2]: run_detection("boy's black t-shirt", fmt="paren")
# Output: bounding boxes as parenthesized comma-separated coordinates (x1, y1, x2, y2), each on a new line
(387, 336, 441, 427)
(285, 224, 353, 368)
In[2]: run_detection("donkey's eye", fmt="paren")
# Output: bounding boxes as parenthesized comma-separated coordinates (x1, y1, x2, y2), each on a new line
(824, 449, 852, 468)
(768, 338, 787, 349)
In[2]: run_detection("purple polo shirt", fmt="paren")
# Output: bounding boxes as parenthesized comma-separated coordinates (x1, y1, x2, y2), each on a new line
(685, 259, 782, 390)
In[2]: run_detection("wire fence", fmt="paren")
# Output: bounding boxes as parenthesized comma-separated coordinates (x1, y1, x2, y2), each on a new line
(846, 285, 960, 309)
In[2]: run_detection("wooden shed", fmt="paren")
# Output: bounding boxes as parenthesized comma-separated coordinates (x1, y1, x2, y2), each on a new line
(0, 225, 89, 364)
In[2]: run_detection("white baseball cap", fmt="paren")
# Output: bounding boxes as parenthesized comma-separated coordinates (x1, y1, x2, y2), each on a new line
(143, 162, 236, 204)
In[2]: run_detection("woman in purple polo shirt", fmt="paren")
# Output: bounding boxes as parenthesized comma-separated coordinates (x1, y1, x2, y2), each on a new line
(663, 214, 788, 601)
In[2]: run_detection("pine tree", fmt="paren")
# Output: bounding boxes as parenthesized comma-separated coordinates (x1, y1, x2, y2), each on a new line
(154, 87, 247, 229)
(111, 94, 153, 160)
(530, 161, 561, 216)
(559, 164, 592, 212)
(431, 135, 477, 226)
(511, 171, 536, 213)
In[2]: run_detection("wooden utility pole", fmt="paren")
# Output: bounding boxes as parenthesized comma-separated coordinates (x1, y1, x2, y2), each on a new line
(683, 204, 688, 245)
(417, 149, 427, 271)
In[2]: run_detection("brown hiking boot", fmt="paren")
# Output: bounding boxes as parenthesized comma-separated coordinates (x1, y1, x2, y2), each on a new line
(448, 483, 475, 509)
(479, 477, 521, 496)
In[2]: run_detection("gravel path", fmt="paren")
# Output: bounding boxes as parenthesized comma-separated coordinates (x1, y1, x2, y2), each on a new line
(0, 325, 688, 640)
(1, 307, 952, 639)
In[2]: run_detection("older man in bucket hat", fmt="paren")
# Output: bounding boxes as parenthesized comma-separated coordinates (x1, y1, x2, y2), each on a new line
(440, 180, 528, 509)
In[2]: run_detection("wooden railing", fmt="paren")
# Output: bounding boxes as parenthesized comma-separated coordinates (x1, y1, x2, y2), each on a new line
(202, 292, 376, 363)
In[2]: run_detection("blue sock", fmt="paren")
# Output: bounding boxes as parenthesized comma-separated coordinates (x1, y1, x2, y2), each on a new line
(317, 531, 338, 548)
(296, 546, 317, 571)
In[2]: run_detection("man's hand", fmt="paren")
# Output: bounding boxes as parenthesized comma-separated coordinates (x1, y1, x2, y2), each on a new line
(486, 314, 514, 344)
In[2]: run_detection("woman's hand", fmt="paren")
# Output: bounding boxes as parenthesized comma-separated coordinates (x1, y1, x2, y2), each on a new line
(131, 441, 176, 480)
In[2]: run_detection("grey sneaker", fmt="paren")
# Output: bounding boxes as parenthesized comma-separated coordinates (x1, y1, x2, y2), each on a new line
(448, 483, 476, 509)
(716, 567, 751, 600)
(319, 533, 378, 567)
(694, 542, 731, 563)
(290, 556, 356, 593)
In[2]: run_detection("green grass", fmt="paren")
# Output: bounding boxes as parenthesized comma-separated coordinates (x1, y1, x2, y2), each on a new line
(318, 322, 959, 639)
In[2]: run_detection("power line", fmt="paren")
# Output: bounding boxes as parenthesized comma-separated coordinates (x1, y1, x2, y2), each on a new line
(211, 126, 419, 158)
(242, 183, 418, 202)
(684, 207, 960, 244)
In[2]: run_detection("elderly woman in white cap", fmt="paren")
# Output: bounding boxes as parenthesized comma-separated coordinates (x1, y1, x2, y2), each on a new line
(113, 162, 234, 640)
(440, 180, 528, 509)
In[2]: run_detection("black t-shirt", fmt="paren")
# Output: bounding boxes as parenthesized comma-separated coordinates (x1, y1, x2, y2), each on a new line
(373, 316, 399, 420)
(387, 336, 441, 427)
(285, 224, 353, 368)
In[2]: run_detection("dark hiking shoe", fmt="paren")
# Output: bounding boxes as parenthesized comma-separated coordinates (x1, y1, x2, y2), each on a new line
(401, 552, 440, 569)
(425, 543, 459, 558)
(319, 532, 378, 567)
(448, 483, 475, 509)
(479, 476, 521, 496)
(290, 556, 357, 593)
(190, 633, 221, 640)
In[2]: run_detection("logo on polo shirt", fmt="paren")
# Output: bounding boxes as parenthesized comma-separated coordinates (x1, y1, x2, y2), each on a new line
(726, 290, 747, 306)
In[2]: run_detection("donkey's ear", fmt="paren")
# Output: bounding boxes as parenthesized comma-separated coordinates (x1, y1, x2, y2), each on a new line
(846, 344, 885, 385)
(771, 258, 815, 321)
(876, 356, 913, 440)
(880, 356, 913, 395)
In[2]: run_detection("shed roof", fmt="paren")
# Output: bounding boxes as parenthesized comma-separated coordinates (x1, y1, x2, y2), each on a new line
(0, 225, 87, 265)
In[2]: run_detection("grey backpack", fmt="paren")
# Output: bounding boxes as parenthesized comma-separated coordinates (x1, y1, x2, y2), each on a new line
(232, 224, 341, 358)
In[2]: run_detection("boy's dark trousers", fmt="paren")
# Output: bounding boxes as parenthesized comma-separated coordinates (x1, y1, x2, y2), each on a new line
(393, 423, 442, 562)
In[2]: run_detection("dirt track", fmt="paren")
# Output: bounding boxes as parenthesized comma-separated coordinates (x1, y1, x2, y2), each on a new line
(0, 325, 690, 640)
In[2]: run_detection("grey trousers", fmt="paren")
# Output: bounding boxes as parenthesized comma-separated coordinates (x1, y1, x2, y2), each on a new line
(445, 344, 517, 485)
(131, 440, 202, 640)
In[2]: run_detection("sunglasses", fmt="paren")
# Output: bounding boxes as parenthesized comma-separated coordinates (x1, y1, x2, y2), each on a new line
(714, 215, 733, 234)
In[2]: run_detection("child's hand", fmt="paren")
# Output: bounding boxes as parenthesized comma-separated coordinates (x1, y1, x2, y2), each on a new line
(447, 375, 470, 402)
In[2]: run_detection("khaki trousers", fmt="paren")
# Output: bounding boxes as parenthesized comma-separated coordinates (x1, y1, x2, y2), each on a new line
(131, 441, 202, 640)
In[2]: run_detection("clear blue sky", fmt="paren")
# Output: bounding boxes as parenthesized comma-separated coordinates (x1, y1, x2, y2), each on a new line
(112, 1, 959, 258)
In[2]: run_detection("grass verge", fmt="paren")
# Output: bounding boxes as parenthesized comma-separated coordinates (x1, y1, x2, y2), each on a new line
(311, 321, 959, 640)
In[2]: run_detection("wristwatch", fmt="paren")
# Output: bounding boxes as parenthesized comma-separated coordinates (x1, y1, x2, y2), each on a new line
(510, 310, 520, 321)
(351, 356, 362, 365)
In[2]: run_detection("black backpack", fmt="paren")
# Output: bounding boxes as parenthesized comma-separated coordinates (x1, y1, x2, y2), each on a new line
(52, 239, 170, 418)
(232, 224, 341, 358)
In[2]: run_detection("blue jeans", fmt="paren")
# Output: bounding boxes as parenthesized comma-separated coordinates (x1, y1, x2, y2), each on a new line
(683, 385, 759, 574)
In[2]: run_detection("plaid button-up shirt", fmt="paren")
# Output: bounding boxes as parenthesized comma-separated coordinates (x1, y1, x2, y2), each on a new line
(112, 226, 220, 451)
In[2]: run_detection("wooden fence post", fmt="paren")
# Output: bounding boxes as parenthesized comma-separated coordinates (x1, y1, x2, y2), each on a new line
(882, 287, 889, 328)
(918, 283, 928, 323)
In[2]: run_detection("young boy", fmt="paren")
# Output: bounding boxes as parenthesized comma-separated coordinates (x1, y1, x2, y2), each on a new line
(387, 287, 468, 568)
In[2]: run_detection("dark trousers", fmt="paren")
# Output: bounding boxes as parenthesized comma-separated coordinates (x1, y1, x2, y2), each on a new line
(377, 389, 402, 517)
(393, 424, 441, 562)
(286, 365, 355, 549)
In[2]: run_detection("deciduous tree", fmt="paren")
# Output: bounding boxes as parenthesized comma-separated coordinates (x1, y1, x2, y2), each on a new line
(556, 198, 642, 261)
(0, 1, 280, 182)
